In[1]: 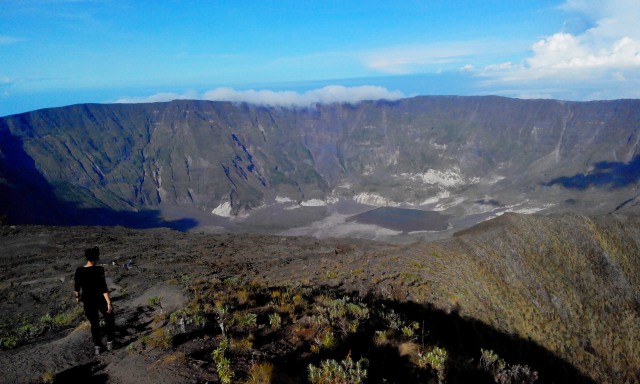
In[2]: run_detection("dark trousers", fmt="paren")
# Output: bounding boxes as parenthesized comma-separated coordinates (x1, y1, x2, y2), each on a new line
(83, 296, 115, 347)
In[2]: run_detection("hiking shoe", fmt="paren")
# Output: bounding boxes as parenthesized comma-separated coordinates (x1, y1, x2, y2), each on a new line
(94, 346, 101, 356)
(107, 341, 113, 352)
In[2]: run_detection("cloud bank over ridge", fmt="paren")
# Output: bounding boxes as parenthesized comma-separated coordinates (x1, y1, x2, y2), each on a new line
(476, 0, 640, 99)
(116, 85, 405, 107)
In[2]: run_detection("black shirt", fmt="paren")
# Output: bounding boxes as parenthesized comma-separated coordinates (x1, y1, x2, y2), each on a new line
(74, 266, 108, 301)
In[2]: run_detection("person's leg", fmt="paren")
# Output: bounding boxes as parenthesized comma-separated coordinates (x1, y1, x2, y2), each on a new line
(97, 297, 115, 343)
(83, 301, 103, 347)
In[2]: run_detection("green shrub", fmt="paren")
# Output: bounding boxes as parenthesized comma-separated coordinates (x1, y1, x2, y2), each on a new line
(321, 330, 335, 349)
(169, 305, 206, 333)
(480, 349, 505, 372)
(18, 323, 38, 338)
(308, 355, 368, 384)
(480, 349, 538, 384)
(268, 312, 282, 329)
(232, 312, 257, 330)
(421, 346, 447, 383)
(53, 312, 74, 326)
(212, 339, 234, 384)
(401, 321, 420, 339)
(181, 274, 193, 289)
(1, 336, 17, 349)
(39, 314, 53, 325)
(148, 296, 163, 313)
(141, 328, 172, 349)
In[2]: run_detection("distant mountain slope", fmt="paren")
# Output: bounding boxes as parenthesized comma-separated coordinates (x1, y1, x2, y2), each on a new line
(1, 96, 640, 227)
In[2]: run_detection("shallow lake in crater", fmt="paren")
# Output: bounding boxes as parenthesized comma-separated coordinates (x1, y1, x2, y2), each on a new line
(346, 206, 449, 232)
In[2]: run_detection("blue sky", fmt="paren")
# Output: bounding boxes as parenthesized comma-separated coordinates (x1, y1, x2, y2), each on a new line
(1, 0, 639, 116)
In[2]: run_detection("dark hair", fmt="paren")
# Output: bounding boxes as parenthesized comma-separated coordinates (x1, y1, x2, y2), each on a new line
(84, 246, 100, 261)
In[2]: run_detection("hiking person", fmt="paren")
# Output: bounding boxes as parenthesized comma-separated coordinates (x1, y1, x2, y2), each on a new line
(74, 246, 115, 356)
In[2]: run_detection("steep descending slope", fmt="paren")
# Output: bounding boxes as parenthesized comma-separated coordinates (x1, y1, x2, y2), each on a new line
(1, 96, 640, 227)
(378, 213, 640, 383)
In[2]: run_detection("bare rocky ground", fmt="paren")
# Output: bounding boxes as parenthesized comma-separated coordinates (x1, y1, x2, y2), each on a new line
(0, 225, 391, 384)
(1, 214, 638, 384)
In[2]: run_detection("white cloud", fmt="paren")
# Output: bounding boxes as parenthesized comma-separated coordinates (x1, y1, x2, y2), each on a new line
(480, 0, 640, 92)
(117, 86, 405, 107)
(508, 32, 640, 80)
(115, 90, 198, 104)
(0, 35, 24, 45)
(203, 85, 404, 107)
(362, 42, 483, 74)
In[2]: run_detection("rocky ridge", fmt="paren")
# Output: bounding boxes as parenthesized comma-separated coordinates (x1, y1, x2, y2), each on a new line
(1, 97, 640, 234)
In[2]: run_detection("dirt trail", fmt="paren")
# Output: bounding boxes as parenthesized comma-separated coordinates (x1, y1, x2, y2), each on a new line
(0, 226, 197, 384)
(0, 275, 188, 384)
(0, 225, 378, 383)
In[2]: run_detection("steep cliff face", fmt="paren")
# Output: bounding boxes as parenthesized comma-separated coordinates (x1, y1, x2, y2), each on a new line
(1, 96, 640, 227)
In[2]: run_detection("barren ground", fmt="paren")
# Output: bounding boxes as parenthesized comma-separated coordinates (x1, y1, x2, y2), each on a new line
(0, 224, 391, 384)
(1, 215, 637, 384)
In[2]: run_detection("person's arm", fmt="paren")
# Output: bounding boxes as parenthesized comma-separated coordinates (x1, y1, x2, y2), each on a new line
(74, 268, 81, 304)
(103, 292, 112, 313)
(99, 267, 112, 313)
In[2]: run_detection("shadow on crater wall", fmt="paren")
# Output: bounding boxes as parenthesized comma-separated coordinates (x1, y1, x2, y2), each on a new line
(545, 156, 640, 190)
(0, 128, 197, 231)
